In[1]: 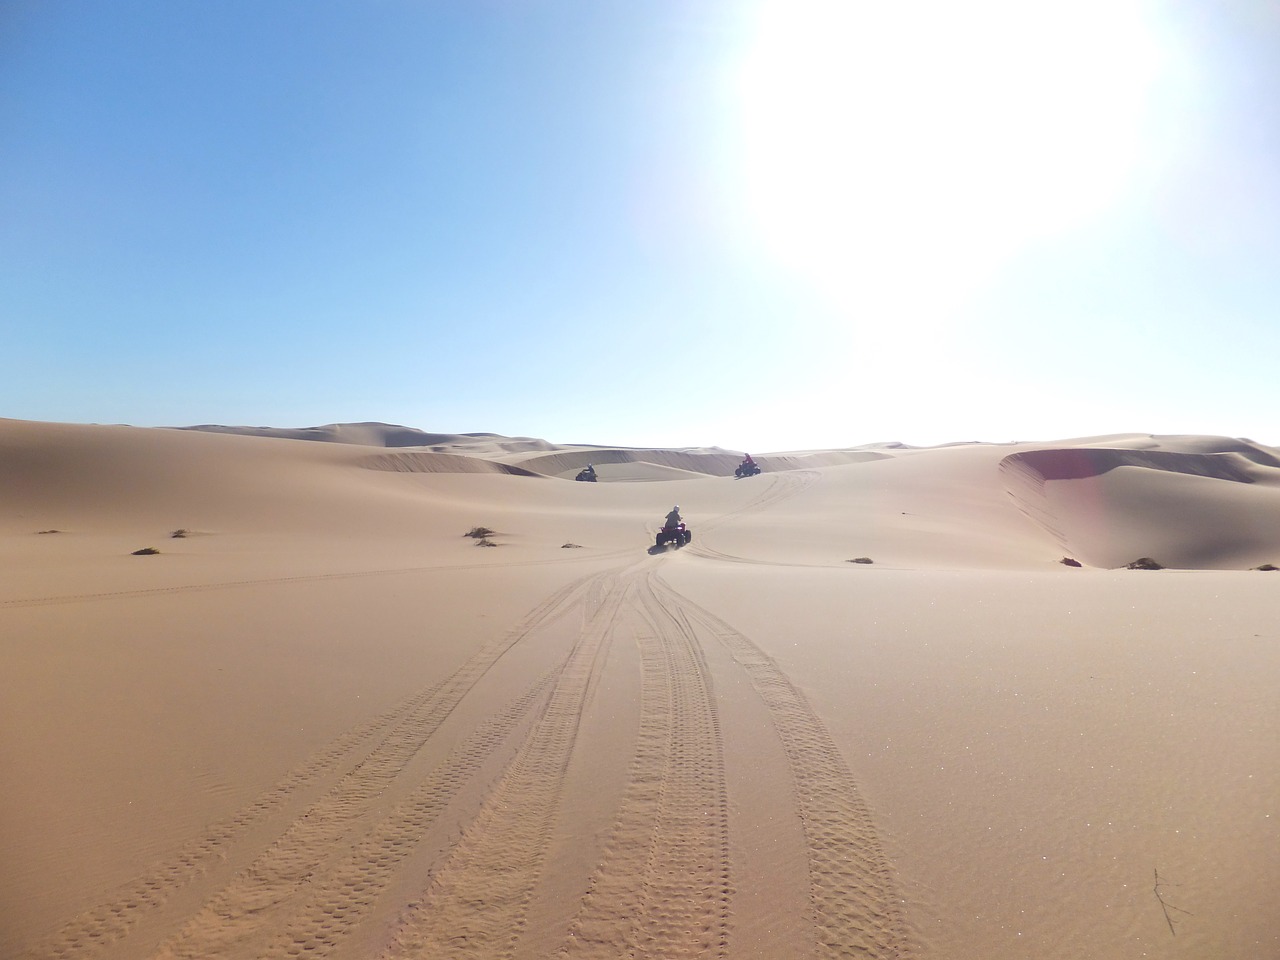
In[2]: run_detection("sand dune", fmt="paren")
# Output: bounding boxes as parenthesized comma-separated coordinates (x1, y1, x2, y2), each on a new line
(506, 447, 898, 481)
(357, 451, 544, 477)
(1002, 437, 1280, 569)
(509, 447, 745, 478)
(3, 419, 1278, 960)
(178, 421, 559, 454)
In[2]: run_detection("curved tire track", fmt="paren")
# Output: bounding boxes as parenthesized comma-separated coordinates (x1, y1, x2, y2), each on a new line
(700, 471, 820, 533)
(685, 471, 819, 565)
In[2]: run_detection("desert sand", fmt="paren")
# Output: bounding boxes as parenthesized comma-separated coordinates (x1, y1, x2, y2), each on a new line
(2, 417, 1277, 960)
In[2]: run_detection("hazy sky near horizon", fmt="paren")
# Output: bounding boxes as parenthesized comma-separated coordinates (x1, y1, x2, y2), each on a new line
(4, 0, 1279, 451)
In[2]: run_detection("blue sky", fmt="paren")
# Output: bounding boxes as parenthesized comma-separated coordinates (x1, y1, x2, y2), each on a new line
(4, 0, 1279, 451)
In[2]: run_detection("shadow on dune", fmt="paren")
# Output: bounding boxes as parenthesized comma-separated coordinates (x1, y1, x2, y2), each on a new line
(1000, 440, 1280, 569)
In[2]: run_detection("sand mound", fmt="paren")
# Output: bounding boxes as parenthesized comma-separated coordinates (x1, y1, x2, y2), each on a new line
(1001, 437, 1280, 568)
(577, 461, 712, 482)
(0, 420, 545, 541)
(178, 421, 468, 447)
(751, 450, 895, 470)
(179, 422, 558, 454)
(357, 451, 542, 477)
(504, 447, 892, 479)
(1090, 435, 1280, 465)
(513, 448, 746, 478)
(177, 427, 896, 479)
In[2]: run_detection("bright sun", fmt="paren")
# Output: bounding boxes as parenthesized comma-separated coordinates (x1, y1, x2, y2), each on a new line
(731, 0, 1172, 322)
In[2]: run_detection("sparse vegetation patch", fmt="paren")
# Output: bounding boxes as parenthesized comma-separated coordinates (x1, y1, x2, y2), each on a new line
(847, 557, 874, 564)
(1253, 563, 1278, 571)
(1125, 557, 1164, 570)
(131, 547, 161, 556)
(36, 529, 61, 534)
(474, 537, 499, 547)
(561, 543, 583, 549)
(170, 529, 189, 538)
(464, 526, 496, 539)
(1060, 557, 1082, 567)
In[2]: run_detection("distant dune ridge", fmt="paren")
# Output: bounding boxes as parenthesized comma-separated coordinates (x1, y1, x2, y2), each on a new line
(31, 420, 1278, 570)
(177, 421, 559, 452)
(3, 418, 1279, 960)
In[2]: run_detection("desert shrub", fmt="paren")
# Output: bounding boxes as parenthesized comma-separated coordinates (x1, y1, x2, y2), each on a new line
(1125, 557, 1164, 570)
(36, 529, 60, 534)
(1060, 557, 1082, 567)
(474, 537, 499, 547)
(847, 557, 874, 564)
(561, 543, 583, 549)
(131, 547, 161, 556)
(1254, 563, 1278, 571)
(170, 529, 189, 538)
(465, 526, 496, 539)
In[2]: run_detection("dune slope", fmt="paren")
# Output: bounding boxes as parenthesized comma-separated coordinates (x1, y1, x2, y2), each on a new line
(3, 420, 1277, 960)
(1001, 436, 1280, 568)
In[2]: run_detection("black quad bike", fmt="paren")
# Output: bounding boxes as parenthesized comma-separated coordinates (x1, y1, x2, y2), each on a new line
(575, 468, 597, 482)
(652, 522, 692, 551)
(735, 461, 761, 478)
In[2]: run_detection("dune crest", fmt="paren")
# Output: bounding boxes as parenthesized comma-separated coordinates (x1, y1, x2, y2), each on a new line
(178, 421, 558, 453)
(1001, 436, 1280, 569)
(357, 451, 542, 476)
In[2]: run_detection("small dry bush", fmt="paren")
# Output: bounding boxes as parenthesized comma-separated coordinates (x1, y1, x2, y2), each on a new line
(1060, 557, 1082, 567)
(465, 526, 496, 539)
(131, 547, 161, 556)
(561, 543, 583, 549)
(846, 557, 874, 564)
(170, 529, 189, 538)
(474, 537, 499, 547)
(1254, 563, 1278, 571)
(1125, 557, 1164, 570)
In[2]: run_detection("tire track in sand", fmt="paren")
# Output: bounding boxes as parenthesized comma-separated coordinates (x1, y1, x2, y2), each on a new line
(700, 470, 819, 534)
(559, 567, 731, 959)
(644, 471, 817, 560)
(253, 674, 556, 959)
(142, 569, 626, 960)
(22, 566, 618, 960)
(684, 471, 819, 567)
(648, 572, 908, 959)
(21, 693, 427, 960)
(376, 567, 638, 959)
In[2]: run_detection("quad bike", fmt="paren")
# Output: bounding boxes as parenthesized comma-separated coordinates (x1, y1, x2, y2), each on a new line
(735, 461, 761, 478)
(653, 522, 692, 550)
(575, 468, 597, 482)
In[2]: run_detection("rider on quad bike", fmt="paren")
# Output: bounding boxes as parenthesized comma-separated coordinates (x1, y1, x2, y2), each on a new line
(735, 453, 760, 478)
(655, 506, 692, 548)
(575, 463, 597, 482)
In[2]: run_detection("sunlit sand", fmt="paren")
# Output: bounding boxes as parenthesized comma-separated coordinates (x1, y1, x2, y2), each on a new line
(3, 418, 1276, 959)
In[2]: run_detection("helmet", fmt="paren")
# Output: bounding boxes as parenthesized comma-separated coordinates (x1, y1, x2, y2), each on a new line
(673, 505, 680, 511)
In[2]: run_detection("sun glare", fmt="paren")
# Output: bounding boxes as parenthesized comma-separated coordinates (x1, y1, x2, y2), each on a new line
(731, 0, 1170, 322)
